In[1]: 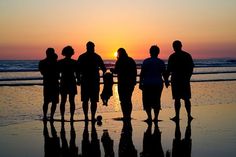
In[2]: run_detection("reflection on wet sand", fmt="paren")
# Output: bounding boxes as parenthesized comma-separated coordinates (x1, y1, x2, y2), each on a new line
(43, 120, 192, 157)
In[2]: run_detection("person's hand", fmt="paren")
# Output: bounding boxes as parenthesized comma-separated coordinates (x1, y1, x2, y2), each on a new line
(139, 84, 143, 90)
(165, 80, 170, 88)
(76, 79, 81, 86)
(110, 68, 114, 73)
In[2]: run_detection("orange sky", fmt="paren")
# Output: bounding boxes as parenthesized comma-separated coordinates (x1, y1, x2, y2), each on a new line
(0, 0, 236, 60)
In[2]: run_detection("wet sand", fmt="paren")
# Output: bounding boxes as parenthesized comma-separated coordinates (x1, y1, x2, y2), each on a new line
(0, 104, 236, 157)
(0, 81, 236, 157)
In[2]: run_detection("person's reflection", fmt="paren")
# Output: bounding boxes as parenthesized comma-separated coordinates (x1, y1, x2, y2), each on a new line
(140, 123, 164, 157)
(81, 122, 101, 157)
(101, 129, 114, 157)
(60, 122, 79, 157)
(172, 120, 192, 157)
(43, 121, 60, 157)
(119, 121, 137, 157)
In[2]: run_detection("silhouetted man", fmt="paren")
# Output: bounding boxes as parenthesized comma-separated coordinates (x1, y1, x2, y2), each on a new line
(166, 40, 194, 121)
(77, 41, 106, 121)
(39, 48, 59, 120)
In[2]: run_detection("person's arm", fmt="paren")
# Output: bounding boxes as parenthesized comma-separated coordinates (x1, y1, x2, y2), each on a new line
(76, 58, 81, 85)
(161, 61, 169, 88)
(131, 59, 137, 86)
(164, 59, 172, 88)
(99, 56, 107, 74)
(139, 63, 144, 90)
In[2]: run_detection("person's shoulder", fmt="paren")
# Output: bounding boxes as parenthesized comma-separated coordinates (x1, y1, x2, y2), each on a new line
(157, 58, 165, 64)
(94, 52, 103, 59)
(78, 52, 87, 58)
(168, 52, 176, 59)
(39, 59, 45, 65)
(142, 57, 151, 64)
(182, 51, 193, 59)
(128, 56, 136, 62)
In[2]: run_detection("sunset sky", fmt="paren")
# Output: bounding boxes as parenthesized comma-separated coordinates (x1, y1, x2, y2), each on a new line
(0, 0, 235, 60)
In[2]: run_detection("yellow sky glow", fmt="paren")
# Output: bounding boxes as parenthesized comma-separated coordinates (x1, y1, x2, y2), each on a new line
(0, 0, 236, 60)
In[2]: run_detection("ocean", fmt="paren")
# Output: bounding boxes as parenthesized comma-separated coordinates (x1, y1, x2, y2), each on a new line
(0, 59, 236, 85)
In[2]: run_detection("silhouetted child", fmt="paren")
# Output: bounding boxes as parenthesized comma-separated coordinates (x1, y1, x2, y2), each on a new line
(101, 71, 113, 106)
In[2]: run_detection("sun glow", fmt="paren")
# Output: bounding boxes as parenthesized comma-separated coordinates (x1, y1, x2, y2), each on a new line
(114, 51, 118, 58)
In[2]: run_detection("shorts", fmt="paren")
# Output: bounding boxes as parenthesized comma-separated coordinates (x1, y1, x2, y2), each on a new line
(142, 85, 163, 110)
(171, 80, 191, 100)
(81, 82, 100, 102)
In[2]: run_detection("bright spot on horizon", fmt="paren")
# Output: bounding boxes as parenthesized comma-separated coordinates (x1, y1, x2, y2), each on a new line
(114, 51, 118, 58)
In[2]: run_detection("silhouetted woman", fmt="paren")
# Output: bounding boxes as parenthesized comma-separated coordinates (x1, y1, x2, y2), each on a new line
(39, 48, 59, 120)
(139, 45, 168, 123)
(112, 48, 137, 121)
(58, 46, 77, 121)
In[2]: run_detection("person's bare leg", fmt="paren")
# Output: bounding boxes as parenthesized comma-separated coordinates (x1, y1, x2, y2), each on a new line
(69, 94, 75, 121)
(145, 107, 152, 123)
(50, 102, 57, 120)
(171, 99, 180, 121)
(91, 101, 97, 121)
(60, 94, 67, 121)
(43, 102, 49, 120)
(185, 99, 193, 121)
(82, 101, 89, 121)
(154, 108, 160, 122)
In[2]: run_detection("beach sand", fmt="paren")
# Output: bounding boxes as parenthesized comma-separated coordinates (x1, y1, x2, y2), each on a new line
(0, 81, 236, 157)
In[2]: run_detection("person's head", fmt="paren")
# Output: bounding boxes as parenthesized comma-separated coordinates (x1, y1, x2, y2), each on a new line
(117, 48, 128, 59)
(46, 48, 58, 60)
(149, 45, 160, 58)
(172, 40, 182, 52)
(62, 46, 74, 58)
(86, 41, 95, 53)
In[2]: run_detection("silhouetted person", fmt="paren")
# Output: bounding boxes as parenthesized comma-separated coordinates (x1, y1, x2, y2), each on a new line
(43, 121, 60, 157)
(77, 41, 106, 121)
(39, 48, 59, 120)
(101, 129, 114, 157)
(139, 45, 168, 123)
(100, 70, 114, 106)
(60, 122, 79, 157)
(81, 122, 101, 157)
(111, 48, 137, 121)
(166, 40, 194, 121)
(58, 46, 78, 121)
(172, 121, 192, 157)
(140, 123, 164, 157)
(119, 121, 137, 157)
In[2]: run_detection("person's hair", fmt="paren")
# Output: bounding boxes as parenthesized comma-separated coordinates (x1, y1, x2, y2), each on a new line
(86, 41, 95, 52)
(117, 48, 128, 58)
(46, 48, 57, 60)
(149, 45, 160, 57)
(46, 48, 55, 57)
(62, 46, 74, 57)
(172, 40, 182, 51)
